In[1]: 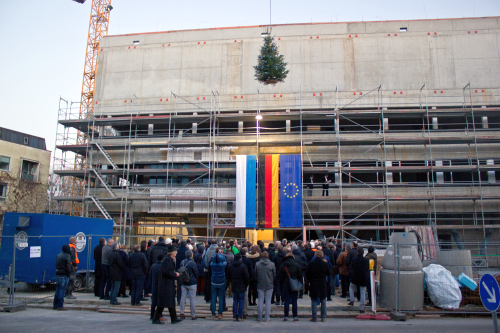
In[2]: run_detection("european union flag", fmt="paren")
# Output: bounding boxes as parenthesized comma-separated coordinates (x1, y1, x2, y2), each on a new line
(279, 155, 302, 227)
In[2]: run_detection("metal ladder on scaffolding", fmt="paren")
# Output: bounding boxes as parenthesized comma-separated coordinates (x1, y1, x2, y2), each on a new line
(94, 143, 119, 170)
(88, 196, 113, 220)
(92, 169, 117, 198)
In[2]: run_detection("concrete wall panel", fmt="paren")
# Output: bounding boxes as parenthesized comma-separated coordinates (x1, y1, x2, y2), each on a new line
(97, 18, 500, 106)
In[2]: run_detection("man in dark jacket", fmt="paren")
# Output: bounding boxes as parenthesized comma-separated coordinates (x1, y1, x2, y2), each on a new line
(150, 237, 169, 267)
(240, 248, 252, 319)
(306, 250, 330, 322)
(153, 246, 182, 325)
(272, 246, 286, 305)
(175, 241, 189, 304)
(118, 244, 131, 298)
(279, 253, 302, 321)
(323, 243, 335, 300)
(193, 245, 206, 296)
(129, 244, 148, 306)
(292, 245, 307, 298)
(345, 241, 359, 300)
(266, 243, 276, 261)
(93, 238, 105, 297)
(53, 245, 72, 310)
(150, 253, 165, 320)
(364, 246, 377, 306)
(179, 250, 199, 320)
(108, 243, 125, 305)
(228, 253, 249, 321)
(349, 247, 369, 313)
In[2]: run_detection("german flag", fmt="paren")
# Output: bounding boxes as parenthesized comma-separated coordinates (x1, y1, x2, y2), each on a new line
(258, 154, 279, 228)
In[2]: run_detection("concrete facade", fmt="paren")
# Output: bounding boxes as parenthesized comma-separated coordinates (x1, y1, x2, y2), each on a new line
(95, 17, 500, 110)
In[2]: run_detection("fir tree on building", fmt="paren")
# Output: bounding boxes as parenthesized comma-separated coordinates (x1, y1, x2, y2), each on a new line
(254, 35, 289, 85)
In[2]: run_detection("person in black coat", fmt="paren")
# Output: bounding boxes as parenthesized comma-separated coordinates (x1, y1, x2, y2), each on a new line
(345, 241, 359, 300)
(240, 248, 253, 318)
(272, 246, 286, 305)
(150, 238, 169, 267)
(108, 243, 125, 305)
(227, 253, 249, 320)
(306, 250, 330, 321)
(349, 247, 369, 313)
(118, 245, 131, 298)
(139, 241, 151, 298)
(193, 245, 206, 296)
(152, 246, 182, 325)
(129, 244, 149, 306)
(303, 243, 314, 295)
(323, 243, 335, 300)
(93, 238, 105, 297)
(292, 246, 307, 298)
(150, 253, 165, 320)
(279, 254, 302, 321)
(266, 243, 276, 261)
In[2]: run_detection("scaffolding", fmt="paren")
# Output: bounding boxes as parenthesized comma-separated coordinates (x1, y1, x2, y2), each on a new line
(51, 85, 500, 246)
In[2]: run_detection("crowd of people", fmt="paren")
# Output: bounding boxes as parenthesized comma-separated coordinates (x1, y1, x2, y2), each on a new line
(53, 236, 377, 323)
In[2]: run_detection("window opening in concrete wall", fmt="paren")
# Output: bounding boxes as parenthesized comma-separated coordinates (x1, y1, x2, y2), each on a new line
(133, 40, 139, 45)
(400, 27, 407, 32)
(0, 183, 6, 201)
(21, 160, 39, 182)
(0, 156, 10, 171)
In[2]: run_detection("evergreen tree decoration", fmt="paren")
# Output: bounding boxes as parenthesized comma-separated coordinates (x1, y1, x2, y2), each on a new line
(254, 36, 289, 85)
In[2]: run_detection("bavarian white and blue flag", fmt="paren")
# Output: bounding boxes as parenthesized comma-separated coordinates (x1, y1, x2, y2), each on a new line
(279, 154, 303, 227)
(235, 155, 257, 228)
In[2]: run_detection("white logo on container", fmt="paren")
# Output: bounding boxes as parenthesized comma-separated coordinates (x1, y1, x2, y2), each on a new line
(75, 232, 86, 252)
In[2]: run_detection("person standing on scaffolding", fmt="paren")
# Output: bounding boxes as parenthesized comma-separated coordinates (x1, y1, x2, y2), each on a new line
(322, 174, 331, 196)
(308, 175, 314, 196)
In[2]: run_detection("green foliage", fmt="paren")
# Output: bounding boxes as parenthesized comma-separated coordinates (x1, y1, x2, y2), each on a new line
(254, 36, 289, 84)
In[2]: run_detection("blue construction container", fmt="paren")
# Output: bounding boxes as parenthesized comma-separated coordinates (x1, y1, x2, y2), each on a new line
(0, 213, 113, 287)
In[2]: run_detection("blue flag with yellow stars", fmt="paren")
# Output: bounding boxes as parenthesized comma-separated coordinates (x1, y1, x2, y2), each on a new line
(279, 154, 303, 227)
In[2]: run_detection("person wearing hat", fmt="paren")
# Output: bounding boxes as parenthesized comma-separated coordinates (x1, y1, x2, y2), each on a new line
(179, 250, 199, 320)
(152, 245, 182, 325)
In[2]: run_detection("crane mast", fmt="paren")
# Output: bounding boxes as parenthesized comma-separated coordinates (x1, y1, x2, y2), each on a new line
(71, 0, 112, 216)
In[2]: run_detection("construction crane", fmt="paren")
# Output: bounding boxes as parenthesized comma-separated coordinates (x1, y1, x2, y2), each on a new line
(71, 0, 113, 216)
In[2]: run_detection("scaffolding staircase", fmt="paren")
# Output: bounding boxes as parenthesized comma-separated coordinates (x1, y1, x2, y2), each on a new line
(92, 169, 117, 198)
(94, 143, 119, 170)
(88, 196, 113, 220)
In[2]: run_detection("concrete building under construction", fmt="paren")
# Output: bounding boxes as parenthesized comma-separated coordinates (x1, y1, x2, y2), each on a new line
(52, 16, 500, 245)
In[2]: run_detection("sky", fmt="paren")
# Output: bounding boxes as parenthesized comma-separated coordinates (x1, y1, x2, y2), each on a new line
(0, 0, 499, 162)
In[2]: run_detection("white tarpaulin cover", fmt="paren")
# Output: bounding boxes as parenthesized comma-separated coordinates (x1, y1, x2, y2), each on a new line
(422, 264, 462, 309)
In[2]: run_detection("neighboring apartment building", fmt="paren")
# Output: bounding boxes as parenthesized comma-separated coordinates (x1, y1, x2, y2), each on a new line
(0, 127, 51, 232)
